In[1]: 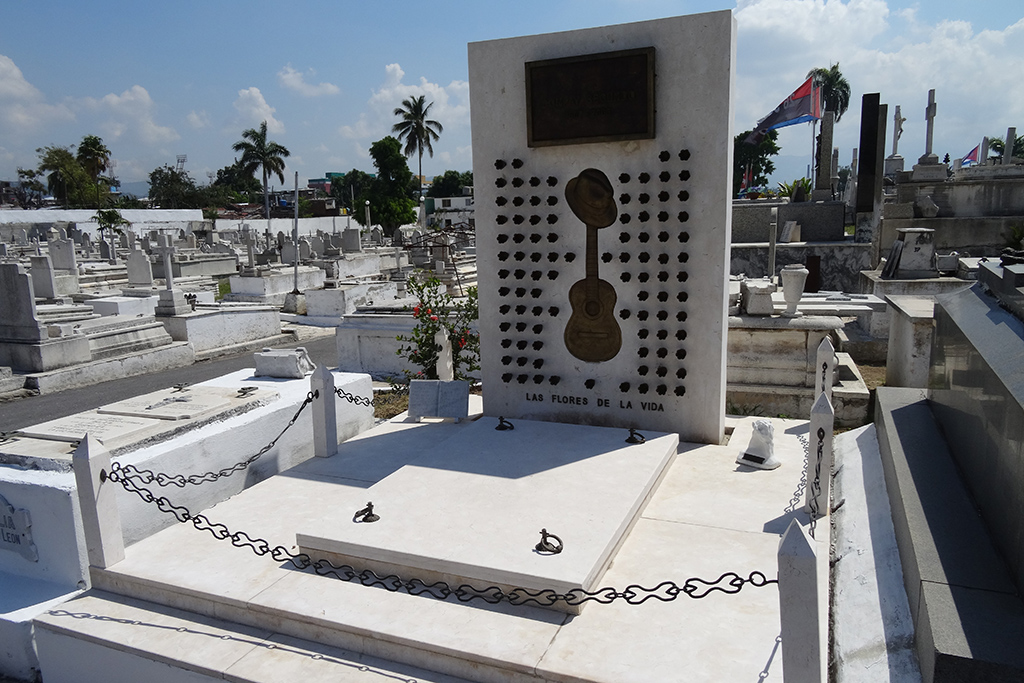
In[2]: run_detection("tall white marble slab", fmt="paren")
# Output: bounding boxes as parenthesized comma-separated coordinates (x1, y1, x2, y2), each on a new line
(470, 12, 735, 443)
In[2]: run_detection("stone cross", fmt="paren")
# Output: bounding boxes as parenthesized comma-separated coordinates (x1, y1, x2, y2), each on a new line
(921, 89, 937, 162)
(891, 105, 906, 157)
(152, 235, 177, 290)
(243, 231, 256, 269)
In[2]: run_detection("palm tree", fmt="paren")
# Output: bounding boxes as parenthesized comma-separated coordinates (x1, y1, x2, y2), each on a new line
(392, 96, 443, 196)
(232, 121, 291, 219)
(77, 135, 111, 207)
(807, 63, 851, 123)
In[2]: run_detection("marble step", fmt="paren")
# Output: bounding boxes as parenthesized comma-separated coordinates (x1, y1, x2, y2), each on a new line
(34, 590, 471, 683)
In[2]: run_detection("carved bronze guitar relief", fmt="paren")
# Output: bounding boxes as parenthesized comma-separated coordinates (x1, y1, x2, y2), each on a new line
(563, 168, 622, 362)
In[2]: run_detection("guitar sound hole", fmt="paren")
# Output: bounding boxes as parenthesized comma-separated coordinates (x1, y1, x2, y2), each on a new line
(659, 172, 671, 183)
(675, 386, 686, 396)
(585, 379, 596, 389)
(678, 191, 689, 201)
(585, 301, 601, 317)
(620, 382, 631, 392)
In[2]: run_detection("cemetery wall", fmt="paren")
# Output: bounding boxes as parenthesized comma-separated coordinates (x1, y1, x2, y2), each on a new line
(897, 176, 1024, 218)
(731, 242, 873, 293)
(929, 285, 1024, 593)
(216, 215, 352, 238)
(881, 217, 1017, 256)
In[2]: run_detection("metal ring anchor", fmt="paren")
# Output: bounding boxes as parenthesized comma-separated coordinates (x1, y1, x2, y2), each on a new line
(535, 528, 563, 554)
(626, 428, 646, 444)
(495, 416, 515, 431)
(353, 502, 380, 523)
(237, 386, 258, 398)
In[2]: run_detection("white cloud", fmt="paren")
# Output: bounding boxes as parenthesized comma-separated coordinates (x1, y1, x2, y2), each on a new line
(187, 110, 210, 128)
(337, 62, 468, 154)
(0, 54, 74, 131)
(277, 65, 339, 97)
(233, 87, 285, 134)
(80, 85, 179, 145)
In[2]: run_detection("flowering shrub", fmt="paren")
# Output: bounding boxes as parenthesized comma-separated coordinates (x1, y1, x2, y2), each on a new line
(396, 272, 479, 381)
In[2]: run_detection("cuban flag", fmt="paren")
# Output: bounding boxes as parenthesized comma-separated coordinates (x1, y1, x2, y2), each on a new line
(961, 145, 980, 166)
(745, 76, 822, 144)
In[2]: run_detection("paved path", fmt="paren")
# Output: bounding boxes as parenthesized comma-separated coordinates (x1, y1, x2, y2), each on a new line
(0, 333, 338, 433)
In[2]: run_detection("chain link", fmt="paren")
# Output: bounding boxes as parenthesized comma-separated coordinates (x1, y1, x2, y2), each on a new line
(110, 393, 313, 488)
(107, 465, 776, 608)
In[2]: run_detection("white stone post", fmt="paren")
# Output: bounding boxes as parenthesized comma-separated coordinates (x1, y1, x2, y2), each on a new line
(1004, 127, 1017, 165)
(768, 207, 778, 282)
(804, 393, 834, 519)
(310, 365, 338, 458)
(813, 337, 836, 403)
(778, 518, 823, 683)
(72, 435, 125, 568)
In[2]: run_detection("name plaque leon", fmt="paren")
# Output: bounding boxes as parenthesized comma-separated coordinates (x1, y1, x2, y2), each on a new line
(526, 47, 655, 147)
(0, 493, 37, 562)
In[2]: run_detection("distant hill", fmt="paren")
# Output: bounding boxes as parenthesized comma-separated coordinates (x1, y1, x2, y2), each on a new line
(118, 181, 149, 199)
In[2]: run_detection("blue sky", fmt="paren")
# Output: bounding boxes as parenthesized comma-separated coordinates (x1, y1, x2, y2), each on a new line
(1, 0, 1021, 192)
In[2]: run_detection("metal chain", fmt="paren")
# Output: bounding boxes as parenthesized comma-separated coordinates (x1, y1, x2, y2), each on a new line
(806, 427, 826, 539)
(109, 393, 314, 488)
(106, 469, 777, 608)
(334, 386, 372, 407)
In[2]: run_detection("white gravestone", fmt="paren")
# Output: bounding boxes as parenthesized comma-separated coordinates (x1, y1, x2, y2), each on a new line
(736, 418, 780, 470)
(434, 327, 455, 381)
(407, 380, 470, 422)
(470, 12, 736, 443)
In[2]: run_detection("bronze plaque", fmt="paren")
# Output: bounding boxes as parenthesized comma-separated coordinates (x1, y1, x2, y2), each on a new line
(526, 47, 655, 147)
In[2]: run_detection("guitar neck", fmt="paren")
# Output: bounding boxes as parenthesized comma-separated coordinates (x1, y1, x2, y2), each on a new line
(585, 224, 599, 280)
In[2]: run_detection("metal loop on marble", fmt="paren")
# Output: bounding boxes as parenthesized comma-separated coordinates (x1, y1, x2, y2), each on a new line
(535, 528, 563, 554)
(353, 502, 380, 524)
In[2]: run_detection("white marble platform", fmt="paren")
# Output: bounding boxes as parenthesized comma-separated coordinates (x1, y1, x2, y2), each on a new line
(34, 413, 829, 683)
(298, 418, 677, 613)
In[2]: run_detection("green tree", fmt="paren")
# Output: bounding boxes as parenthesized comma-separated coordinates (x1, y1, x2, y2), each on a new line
(76, 134, 111, 207)
(989, 134, 1024, 160)
(428, 169, 473, 198)
(232, 121, 291, 218)
(148, 164, 203, 209)
(358, 137, 417, 232)
(807, 63, 851, 123)
(36, 145, 91, 208)
(733, 129, 780, 197)
(15, 167, 46, 208)
(329, 168, 374, 213)
(213, 159, 262, 201)
(392, 95, 443, 196)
